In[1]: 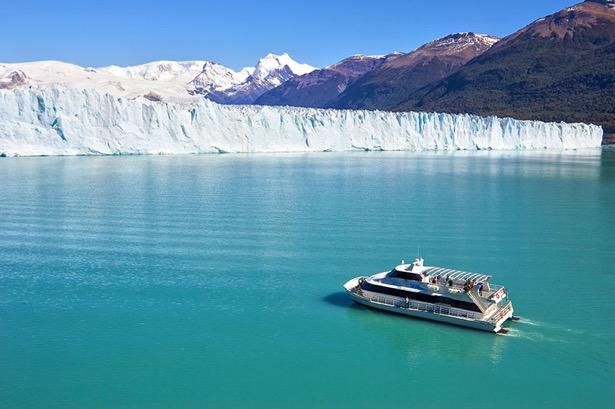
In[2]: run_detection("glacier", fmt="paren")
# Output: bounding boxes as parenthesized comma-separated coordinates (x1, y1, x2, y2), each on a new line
(0, 85, 603, 156)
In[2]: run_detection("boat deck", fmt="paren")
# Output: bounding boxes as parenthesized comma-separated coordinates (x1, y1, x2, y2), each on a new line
(421, 266, 491, 284)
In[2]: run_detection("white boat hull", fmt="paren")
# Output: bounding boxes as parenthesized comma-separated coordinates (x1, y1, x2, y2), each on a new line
(344, 277, 513, 333)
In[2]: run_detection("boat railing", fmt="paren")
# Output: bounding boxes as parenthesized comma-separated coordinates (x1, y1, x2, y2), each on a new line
(487, 283, 504, 292)
(488, 301, 513, 323)
(424, 281, 504, 298)
(483, 284, 504, 298)
(367, 294, 482, 321)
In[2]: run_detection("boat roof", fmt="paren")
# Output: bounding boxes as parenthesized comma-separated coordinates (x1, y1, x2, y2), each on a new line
(421, 266, 491, 283)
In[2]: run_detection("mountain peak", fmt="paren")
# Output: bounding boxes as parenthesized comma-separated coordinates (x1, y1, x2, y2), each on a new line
(419, 32, 500, 53)
(185, 53, 316, 104)
(380, 32, 499, 71)
(252, 53, 315, 81)
(501, 0, 615, 42)
(260, 52, 290, 61)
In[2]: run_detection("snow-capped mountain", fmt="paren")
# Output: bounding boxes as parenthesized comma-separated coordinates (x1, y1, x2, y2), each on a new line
(255, 53, 400, 107)
(0, 60, 206, 103)
(98, 60, 208, 82)
(184, 62, 253, 101)
(189, 53, 316, 104)
(254, 33, 499, 110)
(0, 53, 315, 104)
(252, 53, 315, 85)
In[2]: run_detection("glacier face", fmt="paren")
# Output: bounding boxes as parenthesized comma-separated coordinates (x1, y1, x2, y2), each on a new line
(0, 86, 603, 156)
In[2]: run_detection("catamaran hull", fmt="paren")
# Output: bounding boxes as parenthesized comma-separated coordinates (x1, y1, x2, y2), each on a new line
(344, 281, 513, 333)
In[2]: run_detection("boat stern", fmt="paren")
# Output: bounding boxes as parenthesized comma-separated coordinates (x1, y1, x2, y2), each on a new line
(491, 301, 514, 333)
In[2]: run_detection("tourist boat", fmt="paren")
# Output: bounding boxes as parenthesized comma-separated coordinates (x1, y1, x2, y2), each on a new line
(343, 258, 514, 333)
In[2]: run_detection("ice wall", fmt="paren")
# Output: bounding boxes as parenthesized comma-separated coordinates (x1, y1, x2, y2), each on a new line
(0, 86, 603, 156)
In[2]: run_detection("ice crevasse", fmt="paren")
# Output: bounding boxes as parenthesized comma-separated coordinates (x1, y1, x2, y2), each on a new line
(0, 86, 603, 156)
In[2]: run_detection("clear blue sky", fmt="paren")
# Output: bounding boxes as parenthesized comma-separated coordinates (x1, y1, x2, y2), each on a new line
(1, 0, 574, 70)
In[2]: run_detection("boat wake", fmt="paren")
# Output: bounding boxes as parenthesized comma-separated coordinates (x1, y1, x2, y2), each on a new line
(514, 316, 540, 326)
(514, 317, 588, 336)
(498, 327, 553, 342)
(496, 317, 541, 337)
(498, 327, 528, 338)
(498, 319, 586, 343)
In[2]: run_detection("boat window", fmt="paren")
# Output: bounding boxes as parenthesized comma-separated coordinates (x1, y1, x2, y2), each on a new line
(388, 269, 422, 281)
(361, 282, 481, 312)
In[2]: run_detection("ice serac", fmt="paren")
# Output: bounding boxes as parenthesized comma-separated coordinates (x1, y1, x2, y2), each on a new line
(0, 86, 603, 156)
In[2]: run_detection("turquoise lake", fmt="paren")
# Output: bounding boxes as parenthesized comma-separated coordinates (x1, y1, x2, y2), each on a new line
(1, 150, 614, 409)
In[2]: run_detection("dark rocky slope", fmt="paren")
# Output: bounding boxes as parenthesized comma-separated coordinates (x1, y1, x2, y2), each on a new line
(333, 33, 499, 110)
(396, 0, 615, 142)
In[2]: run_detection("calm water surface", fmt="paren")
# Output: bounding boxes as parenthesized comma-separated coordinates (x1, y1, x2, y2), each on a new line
(1, 150, 614, 409)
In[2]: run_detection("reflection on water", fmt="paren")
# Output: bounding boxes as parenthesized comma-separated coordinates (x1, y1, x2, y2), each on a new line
(339, 294, 508, 365)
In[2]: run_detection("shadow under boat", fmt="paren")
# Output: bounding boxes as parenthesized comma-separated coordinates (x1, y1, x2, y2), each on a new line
(323, 290, 509, 362)
(322, 291, 363, 309)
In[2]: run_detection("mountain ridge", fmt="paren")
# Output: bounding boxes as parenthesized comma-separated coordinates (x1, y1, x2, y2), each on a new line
(395, 0, 615, 141)
(254, 33, 499, 110)
(332, 32, 500, 110)
(254, 53, 400, 107)
(0, 53, 316, 105)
